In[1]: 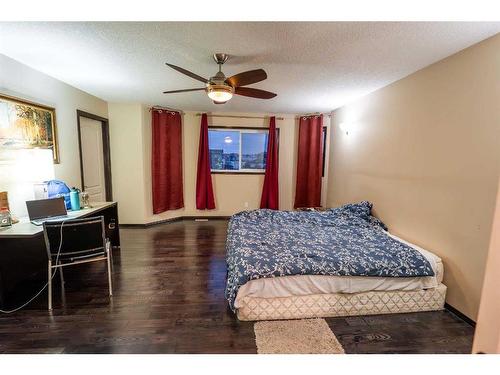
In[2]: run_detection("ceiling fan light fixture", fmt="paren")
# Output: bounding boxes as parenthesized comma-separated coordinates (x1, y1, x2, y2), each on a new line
(207, 84, 234, 103)
(163, 55, 276, 102)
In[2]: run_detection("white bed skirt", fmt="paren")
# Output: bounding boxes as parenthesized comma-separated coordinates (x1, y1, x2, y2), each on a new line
(236, 283, 447, 321)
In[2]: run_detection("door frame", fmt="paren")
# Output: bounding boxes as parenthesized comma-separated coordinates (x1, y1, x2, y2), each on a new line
(76, 110, 113, 201)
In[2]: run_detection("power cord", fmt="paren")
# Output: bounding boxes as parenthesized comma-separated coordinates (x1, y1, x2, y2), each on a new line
(0, 219, 68, 314)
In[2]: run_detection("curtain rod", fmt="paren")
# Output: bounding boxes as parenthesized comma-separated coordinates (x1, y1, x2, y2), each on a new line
(298, 112, 332, 118)
(150, 105, 183, 114)
(195, 113, 284, 120)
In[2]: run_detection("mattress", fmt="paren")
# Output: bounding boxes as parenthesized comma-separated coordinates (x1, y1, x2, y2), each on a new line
(234, 233, 443, 309)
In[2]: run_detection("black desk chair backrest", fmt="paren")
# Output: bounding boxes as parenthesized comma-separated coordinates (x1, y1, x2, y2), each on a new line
(42, 216, 113, 311)
(43, 216, 106, 262)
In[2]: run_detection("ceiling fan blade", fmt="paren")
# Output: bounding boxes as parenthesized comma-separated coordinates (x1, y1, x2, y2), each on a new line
(225, 69, 267, 87)
(163, 88, 206, 94)
(234, 87, 277, 99)
(165, 63, 209, 84)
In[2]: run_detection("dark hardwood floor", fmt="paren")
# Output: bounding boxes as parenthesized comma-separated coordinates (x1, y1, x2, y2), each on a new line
(0, 219, 474, 354)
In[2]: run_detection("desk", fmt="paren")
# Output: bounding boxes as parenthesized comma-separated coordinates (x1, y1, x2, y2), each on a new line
(0, 202, 119, 308)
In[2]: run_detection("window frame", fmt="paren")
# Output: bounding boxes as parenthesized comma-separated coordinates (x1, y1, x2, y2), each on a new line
(208, 126, 279, 175)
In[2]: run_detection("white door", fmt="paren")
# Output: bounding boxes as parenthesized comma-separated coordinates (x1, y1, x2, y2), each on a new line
(80, 117, 106, 202)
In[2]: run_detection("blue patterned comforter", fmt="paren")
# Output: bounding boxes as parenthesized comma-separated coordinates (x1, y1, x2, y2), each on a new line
(224, 202, 434, 310)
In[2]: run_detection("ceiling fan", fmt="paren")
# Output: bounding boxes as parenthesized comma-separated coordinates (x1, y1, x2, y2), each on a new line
(163, 53, 277, 104)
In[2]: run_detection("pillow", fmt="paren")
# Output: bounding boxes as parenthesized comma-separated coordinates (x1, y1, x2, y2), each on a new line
(333, 201, 388, 230)
(338, 201, 373, 221)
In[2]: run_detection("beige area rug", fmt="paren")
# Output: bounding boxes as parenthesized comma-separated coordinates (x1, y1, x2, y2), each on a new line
(254, 318, 345, 354)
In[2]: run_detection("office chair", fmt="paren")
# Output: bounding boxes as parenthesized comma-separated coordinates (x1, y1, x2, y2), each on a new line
(43, 216, 113, 311)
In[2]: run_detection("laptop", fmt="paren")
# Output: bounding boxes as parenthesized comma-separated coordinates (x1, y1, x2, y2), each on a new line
(26, 197, 70, 226)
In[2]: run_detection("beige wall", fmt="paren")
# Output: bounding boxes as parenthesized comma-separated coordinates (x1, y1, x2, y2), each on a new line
(473, 178, 500, 353)
(0, 54, 108, 188)
(108, 103, 148, 224)
(326, 34, 500, 320)
(0, 54, 108, 217)
(109, 104, 330, 224)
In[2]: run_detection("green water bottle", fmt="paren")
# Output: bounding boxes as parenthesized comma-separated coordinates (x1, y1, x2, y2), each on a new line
(70, 188, 81, 211)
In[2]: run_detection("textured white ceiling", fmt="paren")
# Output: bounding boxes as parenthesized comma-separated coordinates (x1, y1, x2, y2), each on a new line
(0, 22, 499, 113)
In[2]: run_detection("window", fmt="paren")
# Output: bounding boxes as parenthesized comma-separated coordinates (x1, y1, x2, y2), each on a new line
(208, 127, 274, 173)
(207, 126, 325, 175)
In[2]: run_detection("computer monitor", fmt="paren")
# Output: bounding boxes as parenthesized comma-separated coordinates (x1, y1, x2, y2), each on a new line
(26, 197, 67, 221)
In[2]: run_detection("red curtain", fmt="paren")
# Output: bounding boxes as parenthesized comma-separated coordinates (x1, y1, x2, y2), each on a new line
(151, 110, 184, 214)
(294, 114, 323, 208)
(260, 116, 279, 209)
(196, 113, 216, 209)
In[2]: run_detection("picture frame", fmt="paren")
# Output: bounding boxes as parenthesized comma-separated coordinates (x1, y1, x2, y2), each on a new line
(0, 93, 59, 163)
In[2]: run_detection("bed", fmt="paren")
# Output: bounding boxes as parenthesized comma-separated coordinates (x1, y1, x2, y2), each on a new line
(224, 202, 446, 321)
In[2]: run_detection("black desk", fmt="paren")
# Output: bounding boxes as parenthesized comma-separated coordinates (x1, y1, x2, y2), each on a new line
(0, 202, 120, 309)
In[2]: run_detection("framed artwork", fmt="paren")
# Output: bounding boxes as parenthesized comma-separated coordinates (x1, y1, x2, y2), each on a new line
(0, 94, 59, 163)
